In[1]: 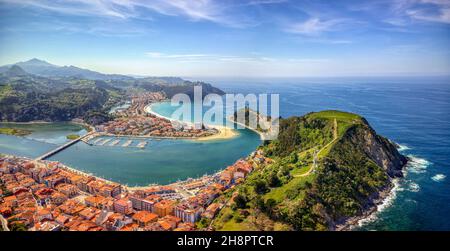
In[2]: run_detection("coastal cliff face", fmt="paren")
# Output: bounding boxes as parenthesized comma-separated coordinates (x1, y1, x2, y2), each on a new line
(333, 119, 407, 178)
(212, 110, 407, 231)
(323, 117, 407, 229)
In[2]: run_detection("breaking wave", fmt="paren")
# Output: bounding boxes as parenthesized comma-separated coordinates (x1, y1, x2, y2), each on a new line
(357, 179, 401, 227)
(406, 155, 430, 174)
(407, 181, 420, 192)
(397, 143, 411, 152)
(431, 174, 446, 182)
(356, 154, 428, 227)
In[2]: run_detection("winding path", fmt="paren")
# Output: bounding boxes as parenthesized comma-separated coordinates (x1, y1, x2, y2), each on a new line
(295, 119, 338, 177)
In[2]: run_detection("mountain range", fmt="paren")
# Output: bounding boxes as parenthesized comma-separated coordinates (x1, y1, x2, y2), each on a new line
(0, 58, 134, 80)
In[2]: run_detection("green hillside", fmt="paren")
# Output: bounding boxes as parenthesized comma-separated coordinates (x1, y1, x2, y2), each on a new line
(211, 110, 406, 231)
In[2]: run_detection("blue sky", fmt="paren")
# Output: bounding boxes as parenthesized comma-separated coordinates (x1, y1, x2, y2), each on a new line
(0, 0, 449, 77)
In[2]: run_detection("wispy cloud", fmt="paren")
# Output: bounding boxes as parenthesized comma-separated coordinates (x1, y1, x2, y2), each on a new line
(146, 52, 270, 62)
(0, 0, 270, 28)
(355, 0, 450, 26)
(145, 51, 328, 63)
(406, 4, 450, 24)
(0, 0, 136, 19)
(284, 18, 349, 36)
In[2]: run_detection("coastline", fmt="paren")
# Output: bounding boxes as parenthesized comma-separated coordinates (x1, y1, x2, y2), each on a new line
(195, 125, 238, 141)
(229, 117, 265, 140)
(144, 103, 239, 141)
(335, 181, 397, 231)
(335, 158, 407, 231)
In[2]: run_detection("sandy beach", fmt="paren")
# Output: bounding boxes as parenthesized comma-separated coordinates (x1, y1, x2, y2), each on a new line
(144, 103, 239, 141)
(196, 125, 238, 141)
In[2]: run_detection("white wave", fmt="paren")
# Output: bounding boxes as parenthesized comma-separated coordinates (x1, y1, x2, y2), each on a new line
(407, 181, 420, 192)
(356, 155, 428, 228)
(396, 143, 411, 152)
(357, 179, 400, 227)
(406, 155, 430, 174)
(431, 174, 446, 182)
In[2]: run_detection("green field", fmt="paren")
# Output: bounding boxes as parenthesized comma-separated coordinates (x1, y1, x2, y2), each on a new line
(0, 127, 32, 136)
(66, 134, 80, 140)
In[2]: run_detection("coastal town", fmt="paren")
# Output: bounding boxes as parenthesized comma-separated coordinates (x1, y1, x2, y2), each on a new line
(96, 92, 218, 139)
(0, 149, 270, 231)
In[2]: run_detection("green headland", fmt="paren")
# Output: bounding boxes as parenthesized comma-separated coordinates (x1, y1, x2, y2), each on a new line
(210, 110, 407, 231)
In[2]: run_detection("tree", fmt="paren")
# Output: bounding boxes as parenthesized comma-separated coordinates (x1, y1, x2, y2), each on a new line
(289, 152, 298, 163)
(265, 198, 277, 218)
(268, 172, 281, 187)
(254, 180, 268, 194)
(233, 194, 247, 209)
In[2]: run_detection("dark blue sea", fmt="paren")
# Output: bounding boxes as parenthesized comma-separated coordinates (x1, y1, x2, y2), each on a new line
(202, 76, 450, 231)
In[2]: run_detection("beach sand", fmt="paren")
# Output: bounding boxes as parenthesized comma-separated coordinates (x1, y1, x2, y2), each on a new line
(144, 103, 239, 141)
(196, 125, 238, 141)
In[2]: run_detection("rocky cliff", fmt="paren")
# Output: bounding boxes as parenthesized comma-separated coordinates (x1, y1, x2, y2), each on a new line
(333, 119, 407, 178)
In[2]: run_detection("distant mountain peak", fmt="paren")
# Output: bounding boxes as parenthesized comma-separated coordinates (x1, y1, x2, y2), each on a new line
(21, 58, 54, 66)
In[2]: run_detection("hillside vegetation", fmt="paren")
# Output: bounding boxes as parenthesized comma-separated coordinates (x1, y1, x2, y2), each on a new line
(0, 61, 224, 123)
(212, 110, 406, 231)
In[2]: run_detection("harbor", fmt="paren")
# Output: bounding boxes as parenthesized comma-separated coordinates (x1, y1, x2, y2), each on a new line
(87, 136, 149, 149)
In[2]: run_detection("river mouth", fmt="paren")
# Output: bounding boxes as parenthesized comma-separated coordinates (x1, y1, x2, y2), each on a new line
(0, 103, 261, 186)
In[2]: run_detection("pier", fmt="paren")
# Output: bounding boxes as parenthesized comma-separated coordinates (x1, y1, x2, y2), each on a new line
(137, 141, 148, 148)
(35, 132, 95, 161)
(86, 136, 148, 149)
(110, 139, 120, 146)
(122, 140, 132, 147)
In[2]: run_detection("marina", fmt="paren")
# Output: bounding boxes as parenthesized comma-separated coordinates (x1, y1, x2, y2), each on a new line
(87, 136, 151, 148)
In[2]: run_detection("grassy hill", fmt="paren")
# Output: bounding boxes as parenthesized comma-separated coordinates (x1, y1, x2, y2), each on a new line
(211, 110, 407, 231)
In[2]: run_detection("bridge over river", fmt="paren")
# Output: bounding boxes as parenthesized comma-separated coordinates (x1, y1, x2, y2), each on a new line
(35, 132, 96, 161)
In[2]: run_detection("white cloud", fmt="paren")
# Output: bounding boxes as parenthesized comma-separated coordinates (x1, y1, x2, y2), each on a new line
(406, 6, 450, 24)
(383, 0, 450, 25)
(145, 51, 327, 64)
(0, 0, 134, 19)
(0, 0, 265, 28)
(284, 18, 347, 36)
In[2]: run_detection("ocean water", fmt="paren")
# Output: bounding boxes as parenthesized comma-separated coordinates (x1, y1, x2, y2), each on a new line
(1, 77, 449, 230)
(204, 77, 450, 231)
